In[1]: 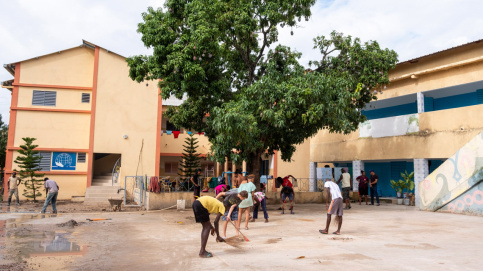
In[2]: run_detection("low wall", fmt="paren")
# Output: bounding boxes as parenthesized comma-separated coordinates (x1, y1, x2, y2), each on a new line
(145, 191, 214, 210)
(146, 191, 343, 210)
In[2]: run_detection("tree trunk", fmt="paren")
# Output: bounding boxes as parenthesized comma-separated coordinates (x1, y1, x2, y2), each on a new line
(246, 150, 263, 190)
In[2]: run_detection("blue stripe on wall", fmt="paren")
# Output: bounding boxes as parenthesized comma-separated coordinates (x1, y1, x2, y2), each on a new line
(433, 92, 478, 111)
(424, 97, 434, 112)
(477, 89, 483, 104)
(363, 102, 417, 120)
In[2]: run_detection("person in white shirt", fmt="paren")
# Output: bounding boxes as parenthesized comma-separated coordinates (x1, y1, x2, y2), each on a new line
(320, 179, 343, 235)
(337, 168, 352, 210)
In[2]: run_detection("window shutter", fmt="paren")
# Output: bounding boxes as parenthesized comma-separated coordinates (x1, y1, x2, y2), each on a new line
(81, 93, 90, 103)
(32, 90, 45, 105)
(38, 152, 52, 171)
(32, 90, 56, 106)
(77, 153, 86, 163)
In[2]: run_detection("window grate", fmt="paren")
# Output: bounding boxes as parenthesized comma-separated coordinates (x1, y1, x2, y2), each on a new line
(81, 93, 90, 103)
(38, 152, 51, 171)
(32, 90, 56, 106)
(77, 153, 86, 163)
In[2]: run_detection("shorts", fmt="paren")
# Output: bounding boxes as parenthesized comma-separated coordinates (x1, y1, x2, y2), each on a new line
(359, 187, 368, 196)
(222, 205, 239, 221)
(328, 198, 343, 216)
(342, 187, 351, 200)
(282, 193, 294, 202)
(192, 200, 210, 223)
(193, 186, 201, 198)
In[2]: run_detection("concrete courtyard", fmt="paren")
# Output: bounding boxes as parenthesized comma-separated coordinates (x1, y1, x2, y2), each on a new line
(1, 202, 482, 270)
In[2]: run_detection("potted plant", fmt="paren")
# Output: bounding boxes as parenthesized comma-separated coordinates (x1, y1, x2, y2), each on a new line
(390, 179, 404, 205)
(401, 171, 415, 206)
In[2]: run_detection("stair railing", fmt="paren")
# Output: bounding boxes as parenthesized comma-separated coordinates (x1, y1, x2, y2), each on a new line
(112, 157, 122, 186)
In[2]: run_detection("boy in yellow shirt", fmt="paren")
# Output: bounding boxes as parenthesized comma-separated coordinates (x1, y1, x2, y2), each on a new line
(193, 196, 226, 258)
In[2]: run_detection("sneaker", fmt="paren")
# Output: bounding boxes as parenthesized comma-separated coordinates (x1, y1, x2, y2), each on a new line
(53, 211, 57, 214)
(281, 211, 284, 215)
(290, 211, 294, 215)
(264, 219, 269, 223)
(376, 203, 380, 206)
(16, 203, 20, 206)
(40, 211, 45, 214)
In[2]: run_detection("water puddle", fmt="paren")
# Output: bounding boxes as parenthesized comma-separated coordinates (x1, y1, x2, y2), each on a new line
(0, 214, 87, 269)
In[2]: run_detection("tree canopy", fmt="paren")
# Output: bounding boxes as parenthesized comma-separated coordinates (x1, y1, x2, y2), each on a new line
(128, 0, 398, 183)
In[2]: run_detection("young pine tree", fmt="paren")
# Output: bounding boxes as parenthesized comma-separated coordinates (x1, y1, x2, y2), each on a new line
(14, 137, 45, 202)
(179, 134, 201, 178)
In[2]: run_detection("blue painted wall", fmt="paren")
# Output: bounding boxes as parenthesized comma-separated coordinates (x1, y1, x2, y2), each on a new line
(364, 162, 414, 197)
(433, 92, 478, 111)
(363, 102, 417, 120)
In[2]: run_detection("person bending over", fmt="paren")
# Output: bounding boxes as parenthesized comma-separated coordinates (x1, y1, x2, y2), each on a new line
(192, 196, 226, 258)
(320, 179, 343, 235)
(216, 190, 248, 238)
(280, 185, 295, 214)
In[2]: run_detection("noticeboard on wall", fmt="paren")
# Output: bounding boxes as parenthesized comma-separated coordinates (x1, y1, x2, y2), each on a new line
(51, 152, 77, 171)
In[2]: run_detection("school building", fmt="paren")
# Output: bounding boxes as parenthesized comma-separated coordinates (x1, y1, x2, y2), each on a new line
(1, 40, 309, 202)
(309, 39, 483, 212)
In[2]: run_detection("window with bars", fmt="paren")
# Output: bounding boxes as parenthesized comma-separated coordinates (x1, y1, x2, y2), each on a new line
(32, 90, 56, 106)
(77, 153, 86, 163)
(38, 152, 52, 171)
(81, 93, 90, 103)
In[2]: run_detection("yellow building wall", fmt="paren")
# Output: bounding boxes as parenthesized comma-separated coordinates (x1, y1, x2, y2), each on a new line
(160, 132, 211, 154)
(12, 175, 87, 201)
(277, 138, 311, 178)
(17, 86, 91, 111)
(94, 49, 158, 177)
(311, 105, 483, 162)
(13, 111, 90, 149)
(19, 47, 94, 87)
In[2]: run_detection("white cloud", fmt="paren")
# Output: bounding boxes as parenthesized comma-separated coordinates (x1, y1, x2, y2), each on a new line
(1, 0, 482, 123)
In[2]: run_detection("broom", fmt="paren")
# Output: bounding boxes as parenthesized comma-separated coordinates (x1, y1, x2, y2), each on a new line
(228, 220, 250, 242)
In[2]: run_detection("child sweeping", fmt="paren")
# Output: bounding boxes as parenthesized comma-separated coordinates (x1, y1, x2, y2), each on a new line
(192, 196, 226, 258)
(216, 190, 248, 238)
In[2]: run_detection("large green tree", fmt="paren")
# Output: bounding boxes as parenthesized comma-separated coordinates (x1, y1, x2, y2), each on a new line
(128, 0, 398, 186)
(14, 137, 44, 202)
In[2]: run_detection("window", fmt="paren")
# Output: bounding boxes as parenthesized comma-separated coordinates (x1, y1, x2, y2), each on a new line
(38, 152, 52, 171)
(81, 93, 90, 103)
(77, 153, 86, 163)
(165, 162, 178, 174)
(32, 90, 56, 106)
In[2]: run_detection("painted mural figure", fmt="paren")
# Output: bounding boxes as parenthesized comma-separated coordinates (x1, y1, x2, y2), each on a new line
(369, 170, 380, 206)
(356, 170, 369, 205)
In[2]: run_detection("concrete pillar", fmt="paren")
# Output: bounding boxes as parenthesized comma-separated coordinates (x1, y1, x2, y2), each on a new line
(352, 160, 364, 192)
(417, 92, 425, 113)
(309, 162, 317, 192)
(413, 158, 429, 208)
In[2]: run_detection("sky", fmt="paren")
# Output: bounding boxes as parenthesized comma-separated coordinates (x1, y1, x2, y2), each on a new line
(1, 0, 482, 124)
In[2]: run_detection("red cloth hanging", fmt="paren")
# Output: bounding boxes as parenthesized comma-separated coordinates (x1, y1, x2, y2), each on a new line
(173, 131, 180, 138)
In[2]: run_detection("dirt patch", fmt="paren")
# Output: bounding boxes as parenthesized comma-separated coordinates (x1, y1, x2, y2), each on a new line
(56, 219, 82, 227)
(0, 262, 26, 271)
(330, 253, 374, 260)
(385, 243, 440, 249)
(329, 237, 353, 241)
(265, 238, 282, 244)
(224, 236, 245, 248)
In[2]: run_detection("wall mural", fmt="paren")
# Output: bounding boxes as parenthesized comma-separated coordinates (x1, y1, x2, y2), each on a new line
(419, 132, 483, 215)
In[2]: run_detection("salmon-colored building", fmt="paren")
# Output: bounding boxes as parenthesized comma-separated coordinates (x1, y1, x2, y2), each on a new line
(2, 40, 310, 202)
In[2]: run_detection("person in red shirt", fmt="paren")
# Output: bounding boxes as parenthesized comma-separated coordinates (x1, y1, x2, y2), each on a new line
(356, 170, 369, 205)
(282, 175, 294, 188)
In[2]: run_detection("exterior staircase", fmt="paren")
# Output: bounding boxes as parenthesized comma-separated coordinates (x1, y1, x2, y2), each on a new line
(84, 173, 122, 205)
(419, 131, 483, 215)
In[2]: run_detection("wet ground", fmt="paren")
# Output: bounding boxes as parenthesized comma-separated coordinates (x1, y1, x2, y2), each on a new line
(1, 202, 483, 270)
